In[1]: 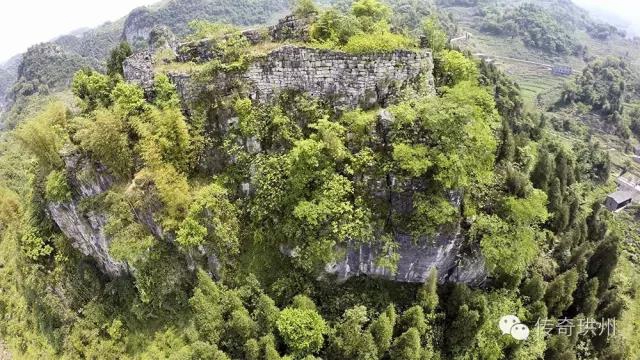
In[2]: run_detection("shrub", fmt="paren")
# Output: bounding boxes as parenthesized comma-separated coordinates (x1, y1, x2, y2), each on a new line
(276, 307, 327, 357)
(76, 109, 133, 178)
(341, 31, 416, 54)
(14, 102, 68, 170)
(45, 170, 71, 203)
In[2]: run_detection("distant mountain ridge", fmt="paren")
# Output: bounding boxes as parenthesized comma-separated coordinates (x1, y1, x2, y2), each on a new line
(0, 0, 293, 119)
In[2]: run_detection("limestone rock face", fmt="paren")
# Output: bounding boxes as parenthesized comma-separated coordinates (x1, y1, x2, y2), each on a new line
(122, 7, 156, 48)
(123, 51, 155, 94)
(149, 25, 178, 55)
(328, 189, 485, 285)
(269, 15, 313, 42)
(46, 153, 128, 278)
(326, 233, 486, 285)
(46, 152, 222, 279)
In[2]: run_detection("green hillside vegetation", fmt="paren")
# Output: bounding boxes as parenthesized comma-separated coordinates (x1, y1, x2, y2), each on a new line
(557, 57, 632, 132)
(1, 0, 295, 128)
(1, 0, 640, 358)
(480, 3, 578, 55)
(9, 43, 91, 101)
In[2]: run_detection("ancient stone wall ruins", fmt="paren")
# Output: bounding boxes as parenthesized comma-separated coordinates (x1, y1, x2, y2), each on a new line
(124, 45, 434, 109)
(244, 46, 434, 108)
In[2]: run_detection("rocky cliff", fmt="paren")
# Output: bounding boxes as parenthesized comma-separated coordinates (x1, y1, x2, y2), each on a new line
(47, 152, 128, 278)
(120, 35, 485, 285)
(327, 233, 486, 285)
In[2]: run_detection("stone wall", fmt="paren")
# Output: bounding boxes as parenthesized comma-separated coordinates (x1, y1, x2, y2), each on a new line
(269, 14, 312, 42)
(125, 45, 435, 109)
(244, 46, 434, 108)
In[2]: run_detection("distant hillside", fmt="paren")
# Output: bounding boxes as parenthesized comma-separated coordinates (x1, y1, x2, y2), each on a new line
(0, 0, 293, 124)
(437, 0, 639, 104)
(122, 0, 292, 47)
(8, 43, 91, 103)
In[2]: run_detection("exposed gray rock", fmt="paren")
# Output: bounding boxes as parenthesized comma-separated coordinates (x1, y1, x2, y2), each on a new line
(123, 51, 155, 94)
(122, 7, 156, 49)
(242, 29, 264, 45)
(176, 29, 262, 63)
(326, 233, 486, 286)
(149, 25, 178, 56)
(177, 38, 221, 63)
(269, 15, 313, 42)
(47, 153, 128, 278)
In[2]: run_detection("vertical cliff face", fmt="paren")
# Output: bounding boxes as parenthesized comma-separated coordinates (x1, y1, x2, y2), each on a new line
(122, 7, 157, 49)
(46, 153, 128, 278)
(327, 233, 486, 285)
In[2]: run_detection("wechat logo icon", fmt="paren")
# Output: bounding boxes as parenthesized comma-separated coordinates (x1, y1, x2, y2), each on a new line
(499, 315, 530, 340)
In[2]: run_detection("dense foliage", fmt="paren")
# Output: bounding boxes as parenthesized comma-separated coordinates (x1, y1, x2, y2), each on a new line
(559, 57, 630, 121)
(310, 0, 417, 53)
(480, 4, 578, 55)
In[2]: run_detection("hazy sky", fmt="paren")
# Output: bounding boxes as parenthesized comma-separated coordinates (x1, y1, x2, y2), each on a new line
(1, 0, 639, 63)
(0, 0, 157, 63)
(571, 0, 640, 35)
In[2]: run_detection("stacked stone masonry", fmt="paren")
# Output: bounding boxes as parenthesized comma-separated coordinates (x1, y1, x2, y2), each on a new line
(244, 46, 434, 108)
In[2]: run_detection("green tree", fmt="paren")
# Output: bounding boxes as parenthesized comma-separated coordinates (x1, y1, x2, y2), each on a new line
(254, 294, 281, 336)
(397, 305, 428, 336)
(292, 294, 318, 311)
(107, 42, 133, 78)
(351, 0, 391, 31)
(587, 236, 620, 294)
(545, 335, 577, 360)
(76, 109, 133, 178)
(176, 183, 239, 261)
(422, 15, 447, 52)
(496, 118, 515, 163)
(276, 307, 327, 357)
(14, 102, 68, 170)
(111, 81, 146, 116)
(577, 278, 599, 317)
(328, 306, 378, 360)
(190, 270, 225, 345)
(293, 0, 318, 18)
(417, 268, 439, 313)
(437, 50, 479, 86)
(368, 307, 395, 356)
(72, 69, 113, 111)
(530, 148, 554, 192)
(389, 328, 422, 360)
(522, 273, 546, 303)
(224, 308, 258, 356)
(544, 269, 578, 317)
(44, 169, 71, 203)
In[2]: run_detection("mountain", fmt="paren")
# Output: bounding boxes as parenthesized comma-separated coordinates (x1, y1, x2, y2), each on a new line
(0, 0, 293, 125)
(1, 0, 640, 358)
